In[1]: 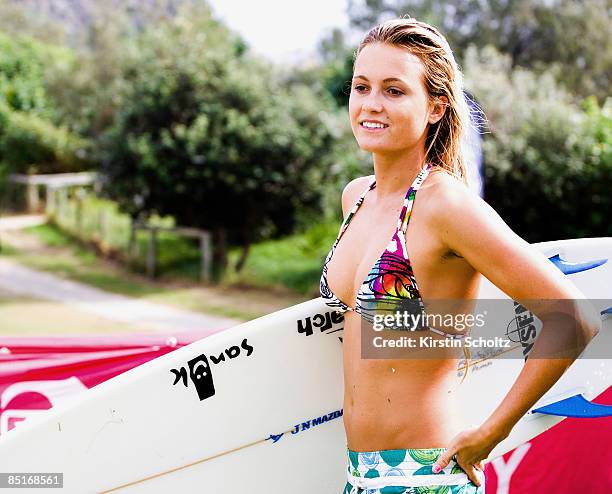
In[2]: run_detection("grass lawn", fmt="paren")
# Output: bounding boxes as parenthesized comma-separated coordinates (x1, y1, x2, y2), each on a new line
(224, 220, 341, 294)
(44, 193, 342, 295)
(9, 214, 342, 300)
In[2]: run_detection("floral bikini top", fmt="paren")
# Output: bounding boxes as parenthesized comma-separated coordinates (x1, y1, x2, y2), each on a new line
(319, 163, 462, 338)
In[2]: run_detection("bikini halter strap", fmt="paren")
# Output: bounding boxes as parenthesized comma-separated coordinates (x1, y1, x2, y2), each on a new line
(398, 163, 432, 233)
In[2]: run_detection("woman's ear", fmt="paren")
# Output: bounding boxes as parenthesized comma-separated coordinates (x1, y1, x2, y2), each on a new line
(428, 95, 448, 125)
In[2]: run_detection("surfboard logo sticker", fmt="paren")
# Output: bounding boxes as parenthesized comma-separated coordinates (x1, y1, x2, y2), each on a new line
(297, 311, 343, 338)
(170, 338, 254, 401)
(506, 302, 539, 361)
(188, 355, 215, 401)
(267, 408, 343, 443)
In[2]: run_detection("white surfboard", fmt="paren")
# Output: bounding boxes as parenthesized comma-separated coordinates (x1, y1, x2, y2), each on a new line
(0, 238, 611, 493)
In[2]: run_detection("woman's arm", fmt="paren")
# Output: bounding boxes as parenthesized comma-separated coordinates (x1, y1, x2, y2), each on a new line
(427, 177, 601, 483)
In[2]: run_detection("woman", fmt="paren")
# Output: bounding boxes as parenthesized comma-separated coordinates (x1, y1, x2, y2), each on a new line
(319, 18, 600, 493)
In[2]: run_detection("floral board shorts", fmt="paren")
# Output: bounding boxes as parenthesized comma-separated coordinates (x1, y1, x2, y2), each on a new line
(342, 447, 485, 494)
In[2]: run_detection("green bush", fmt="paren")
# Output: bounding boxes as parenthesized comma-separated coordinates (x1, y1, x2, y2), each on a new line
(0, 109, 91, 173)
(464, 46, 612, 241)
(568, 97, 612, 236)
(0, 31, 69, 118)
(0, 31, 89, 174)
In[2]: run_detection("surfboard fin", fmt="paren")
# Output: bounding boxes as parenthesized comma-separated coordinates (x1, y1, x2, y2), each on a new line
(532, 394, 612, 418)
(548, 254, 607, 275)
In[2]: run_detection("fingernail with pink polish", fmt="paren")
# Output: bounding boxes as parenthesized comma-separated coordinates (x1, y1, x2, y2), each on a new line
(432, 465, 441, 473)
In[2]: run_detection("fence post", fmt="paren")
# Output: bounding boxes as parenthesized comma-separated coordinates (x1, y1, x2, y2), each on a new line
(147, 227, 157, 279)
(26, 181, 40, 213)
(57, 188, 68, 225)
(200, 231, 212, 282)
(75, 194, 83, 235)
(128, 219, 136, 257)
(45, 186, 56, 217)
(99, 209, 107, 244)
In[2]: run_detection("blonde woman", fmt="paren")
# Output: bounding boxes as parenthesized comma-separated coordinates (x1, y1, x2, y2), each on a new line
(319, 18, 600, 494)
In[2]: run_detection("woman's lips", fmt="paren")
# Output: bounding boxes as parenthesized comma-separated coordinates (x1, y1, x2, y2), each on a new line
(360, 122, 389, 132)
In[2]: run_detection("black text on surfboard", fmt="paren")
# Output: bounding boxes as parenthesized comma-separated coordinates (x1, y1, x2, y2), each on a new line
(297, 311, 344, 339)
(507, 302, 538, 360)
(170, 338, 254, 401)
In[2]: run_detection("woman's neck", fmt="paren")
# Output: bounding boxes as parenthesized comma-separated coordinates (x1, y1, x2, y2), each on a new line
(372, 147, 426, 198)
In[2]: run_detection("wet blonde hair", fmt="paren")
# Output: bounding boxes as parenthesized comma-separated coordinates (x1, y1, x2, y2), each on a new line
(355, 17, 473, 185)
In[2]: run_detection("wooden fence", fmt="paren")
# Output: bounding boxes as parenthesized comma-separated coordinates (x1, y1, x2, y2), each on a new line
(8, 172, 213, 281)
(128, 223, 212, 281)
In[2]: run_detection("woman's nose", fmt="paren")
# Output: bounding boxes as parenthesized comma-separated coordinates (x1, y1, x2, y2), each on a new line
(362, 90, 384, 113)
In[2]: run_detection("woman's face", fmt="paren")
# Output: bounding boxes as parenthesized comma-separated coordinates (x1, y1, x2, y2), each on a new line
(349, 42, 437, 157)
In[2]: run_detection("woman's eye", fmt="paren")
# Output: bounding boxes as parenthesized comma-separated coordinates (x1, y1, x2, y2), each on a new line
(352, 85, 403, 95)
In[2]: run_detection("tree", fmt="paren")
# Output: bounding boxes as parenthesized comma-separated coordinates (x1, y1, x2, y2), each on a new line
(99, 5, 338, 279)
(0, 32, 90, 173)
(463, 45, 612, 241)
(0, 31, 68, 118)
(11, 0, 210, 137)
(316, 28, 356, 108)
(347, 0, 611, 102)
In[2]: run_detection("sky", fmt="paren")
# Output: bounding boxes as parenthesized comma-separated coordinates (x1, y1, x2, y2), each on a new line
(207, 0, 350, 64)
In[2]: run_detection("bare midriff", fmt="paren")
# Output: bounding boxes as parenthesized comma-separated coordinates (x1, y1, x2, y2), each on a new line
(328, 173, 482, 451)
(342, 310, 466, 451)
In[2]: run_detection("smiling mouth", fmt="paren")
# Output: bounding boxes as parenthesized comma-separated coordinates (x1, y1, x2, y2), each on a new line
(360, 122, 389, 130)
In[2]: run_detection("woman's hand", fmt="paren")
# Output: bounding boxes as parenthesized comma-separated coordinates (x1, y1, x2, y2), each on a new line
(432, 426, 503, 486)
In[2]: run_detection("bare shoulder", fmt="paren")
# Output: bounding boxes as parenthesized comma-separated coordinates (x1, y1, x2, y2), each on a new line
(416, 170, 465, 219)
(422, 170, 514, 250)
(341, 175, 373, 217)
(422, 170, 588, 302)
(423, 170, 484, 218)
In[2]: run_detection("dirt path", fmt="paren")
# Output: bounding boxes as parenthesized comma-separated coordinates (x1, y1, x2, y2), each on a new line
(0, 257, 240, 332)
(0, 216, 305, 335)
